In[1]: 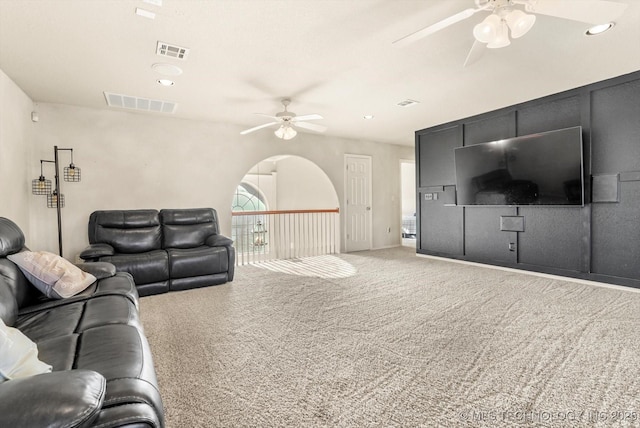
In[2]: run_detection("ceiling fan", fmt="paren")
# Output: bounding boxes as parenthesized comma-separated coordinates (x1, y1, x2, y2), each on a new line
(240, 99, 327, 140)
(393, 0, 628, 66)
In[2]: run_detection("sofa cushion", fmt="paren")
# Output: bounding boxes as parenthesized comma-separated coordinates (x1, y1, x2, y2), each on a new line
(167, 246, 229, 278)
(36, 335, 78, 371)
(8, 251, 96, 299)
(16, 295, 140, 345)
(100, 250, 169, 286)
(160, 208, 218, 248)
(89, 210, 161, 254)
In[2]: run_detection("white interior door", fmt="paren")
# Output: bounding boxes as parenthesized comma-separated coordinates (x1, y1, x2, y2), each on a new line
(345, 154, 372, 252)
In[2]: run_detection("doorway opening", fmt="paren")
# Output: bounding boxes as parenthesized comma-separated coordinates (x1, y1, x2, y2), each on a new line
(400, 160, 416, 248)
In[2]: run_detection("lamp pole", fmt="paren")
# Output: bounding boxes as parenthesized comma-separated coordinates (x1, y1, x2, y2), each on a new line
(54, 146, 63, 257)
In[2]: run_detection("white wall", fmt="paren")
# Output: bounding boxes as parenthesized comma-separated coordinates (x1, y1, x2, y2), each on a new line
(0, 69, 33, 239)
(28, 103, 413, 258)
(275, 156, 339, 210)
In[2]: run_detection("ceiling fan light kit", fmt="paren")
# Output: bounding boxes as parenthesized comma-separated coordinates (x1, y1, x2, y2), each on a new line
(274, 124, 297, 140)
(473, 7, 535, 48)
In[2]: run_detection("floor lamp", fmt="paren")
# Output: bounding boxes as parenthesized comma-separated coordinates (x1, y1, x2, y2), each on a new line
(32, 146, 81, 257)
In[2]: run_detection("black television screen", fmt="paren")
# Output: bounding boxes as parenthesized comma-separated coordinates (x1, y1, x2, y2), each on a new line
(454, 126, 584, 206)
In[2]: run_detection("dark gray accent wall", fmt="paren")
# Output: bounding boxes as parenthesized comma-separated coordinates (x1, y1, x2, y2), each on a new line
(590, 78, 640, 282)
(415, 70, 640, 288)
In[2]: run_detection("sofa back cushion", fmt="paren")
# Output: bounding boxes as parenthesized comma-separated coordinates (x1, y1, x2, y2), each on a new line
(89, 210, 161, 254)
(0, 218, 43, 326)
(160, 208, 219, 249)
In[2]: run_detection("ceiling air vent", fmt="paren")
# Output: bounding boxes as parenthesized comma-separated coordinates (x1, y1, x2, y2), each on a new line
(104, 92, 176, 114)
(397, 99, 420, 107)
(156, 41, 189, 60)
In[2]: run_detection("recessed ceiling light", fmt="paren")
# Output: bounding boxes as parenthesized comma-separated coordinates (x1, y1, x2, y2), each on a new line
(143, 0, 163, 6)
(157, 79, 174, 86)
(363, 115, 374, 120)
(151, 63, 183, 76)
(586, 22, 614, 36)
(135, 8, 156, 19)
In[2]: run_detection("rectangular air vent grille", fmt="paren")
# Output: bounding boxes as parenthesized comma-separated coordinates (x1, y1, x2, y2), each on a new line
(104, 92, 176, 114)
(156, 41, 189, 60)
(397, 99, 420, 107)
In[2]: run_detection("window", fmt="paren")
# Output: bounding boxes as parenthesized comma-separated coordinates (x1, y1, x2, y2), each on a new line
(231, 183, 266, 212)
(231, 183, 268, 253)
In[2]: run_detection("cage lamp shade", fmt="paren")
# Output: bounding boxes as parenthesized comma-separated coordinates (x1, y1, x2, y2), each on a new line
(32, 175, 52, 195)
(64, 163, 81, 182)
(47, 191, 65, 208)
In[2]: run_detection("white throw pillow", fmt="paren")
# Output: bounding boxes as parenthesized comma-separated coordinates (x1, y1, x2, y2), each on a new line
(0, 318, 52, 383)
(7, 251, 96, 299)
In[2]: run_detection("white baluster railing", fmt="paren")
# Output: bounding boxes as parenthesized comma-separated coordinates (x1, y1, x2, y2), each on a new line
(231, 209, 340, 266)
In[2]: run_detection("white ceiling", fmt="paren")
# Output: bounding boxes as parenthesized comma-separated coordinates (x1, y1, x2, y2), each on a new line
(1, 0, 639, 146)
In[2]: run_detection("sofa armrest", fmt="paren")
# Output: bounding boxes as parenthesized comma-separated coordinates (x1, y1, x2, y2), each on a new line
(79, 243, 115, 261)
(75, 261, 117, 280)
(205, 234, 234, 247)
(0, 370, 106, 428)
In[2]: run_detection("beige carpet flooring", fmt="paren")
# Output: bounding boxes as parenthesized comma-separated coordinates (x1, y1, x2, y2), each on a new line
(140, 247, 640, 427)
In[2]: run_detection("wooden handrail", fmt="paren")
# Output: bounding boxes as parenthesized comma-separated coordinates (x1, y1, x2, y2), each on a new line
(232, 208, 339, 216)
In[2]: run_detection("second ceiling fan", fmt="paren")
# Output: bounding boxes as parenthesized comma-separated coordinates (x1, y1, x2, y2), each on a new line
(240, 99, 326, 140)
(393, 0, 628, 66)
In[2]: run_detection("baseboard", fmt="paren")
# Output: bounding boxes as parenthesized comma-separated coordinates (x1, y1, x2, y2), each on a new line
(416, 253, 640, 294)
(372, 244, 402, 251)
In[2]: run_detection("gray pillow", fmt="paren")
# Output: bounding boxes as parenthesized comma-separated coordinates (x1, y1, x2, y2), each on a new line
(7, 251, 96, 299)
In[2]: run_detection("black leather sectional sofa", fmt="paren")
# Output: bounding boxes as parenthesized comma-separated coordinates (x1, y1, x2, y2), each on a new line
(80, 208, 235, 296)
(0, 217, 164, 427)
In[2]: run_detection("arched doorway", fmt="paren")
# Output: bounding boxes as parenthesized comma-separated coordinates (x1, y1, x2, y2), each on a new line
(231, 155, 340, 265)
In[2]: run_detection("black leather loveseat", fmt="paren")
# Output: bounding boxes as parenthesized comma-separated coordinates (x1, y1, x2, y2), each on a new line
(0, 217, 164, 427)
(80, 208, 235, 297)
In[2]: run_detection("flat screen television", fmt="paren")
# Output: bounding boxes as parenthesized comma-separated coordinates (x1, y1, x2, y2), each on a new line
(454, 126, 584, 206)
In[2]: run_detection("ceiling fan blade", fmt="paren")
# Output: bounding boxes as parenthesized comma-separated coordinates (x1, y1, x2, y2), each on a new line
(463, 40, 485, 67)
(294, 121, 327, 133)
(292, 114, 323, 122)
(526, 0, 628, 24)
(240, 122, 279, 135)
(393, 8, 481, 47)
